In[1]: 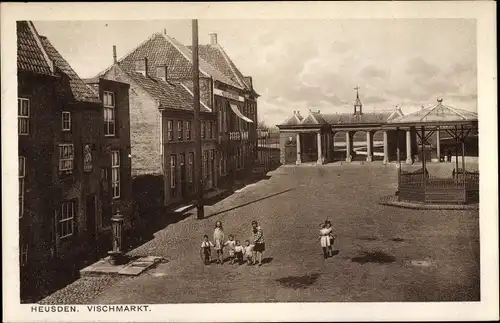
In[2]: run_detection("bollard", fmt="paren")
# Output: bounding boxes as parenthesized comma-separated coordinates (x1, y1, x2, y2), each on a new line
(108, 209, 125, 265)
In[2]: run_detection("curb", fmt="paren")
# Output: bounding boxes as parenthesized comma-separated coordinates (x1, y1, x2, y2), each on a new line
(379, 196, 479, 210)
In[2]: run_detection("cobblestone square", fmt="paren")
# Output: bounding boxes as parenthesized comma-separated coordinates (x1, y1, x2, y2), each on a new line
(41, 164, 479, 304)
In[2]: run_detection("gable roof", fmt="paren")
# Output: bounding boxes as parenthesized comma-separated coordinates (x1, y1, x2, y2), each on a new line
(278, 109, 397, 127)
(106, 65, 210, 113)
(97, 32, 243, 90)
(39, 36, 100, 103)
(388, 99, 478, 124)
(17, 21, 54, 75)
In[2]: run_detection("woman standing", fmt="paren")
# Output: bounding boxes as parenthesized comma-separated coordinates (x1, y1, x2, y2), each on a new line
(213, 221, 225, 264)
(251, 220, 265, 266)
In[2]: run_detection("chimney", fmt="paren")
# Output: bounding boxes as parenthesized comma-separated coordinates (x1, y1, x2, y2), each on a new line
(156, 65, 167, 81)
(163, 28, 166, 35)
(113, 45, 117, 64)
(209, 32, 218, 45)
(134, 58, 148, 77)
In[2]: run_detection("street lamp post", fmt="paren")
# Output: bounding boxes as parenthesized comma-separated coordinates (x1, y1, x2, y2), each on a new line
(192, 19, 204, 219)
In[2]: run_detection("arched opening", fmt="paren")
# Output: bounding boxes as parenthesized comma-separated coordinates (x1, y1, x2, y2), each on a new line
(371, 130, 386, 162)
(332, 131, 348, 162)
(351, 130, 368, 161)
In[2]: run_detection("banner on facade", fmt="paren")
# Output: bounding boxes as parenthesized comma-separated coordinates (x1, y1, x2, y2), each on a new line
(214, 88, 245, 102)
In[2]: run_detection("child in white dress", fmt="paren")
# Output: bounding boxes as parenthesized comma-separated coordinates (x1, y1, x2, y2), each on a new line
(213, 221, 225, 265)
(319, 223, 332, 259)
(244, 240, 254, 265)
(224, 234, 237, 264)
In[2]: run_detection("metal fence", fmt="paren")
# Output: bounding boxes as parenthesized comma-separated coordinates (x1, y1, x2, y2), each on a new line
(256, 128, 280, 171)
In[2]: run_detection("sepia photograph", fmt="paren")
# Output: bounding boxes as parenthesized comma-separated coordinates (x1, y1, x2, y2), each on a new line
(2, 2, 498, 322)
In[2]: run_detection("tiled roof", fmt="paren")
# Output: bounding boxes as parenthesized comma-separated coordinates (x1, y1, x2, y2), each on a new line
(322, 111, 393, 125)
(104, 33, 242, 90)
(388, 99, 478, 124)
(39, 36, 100, 103)
(124, 70, 210, 113)
(17, 21, 53, 75)
(280, 113, 304, 126)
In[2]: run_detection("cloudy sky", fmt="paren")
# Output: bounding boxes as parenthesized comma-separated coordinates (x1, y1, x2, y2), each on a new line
(34, 19, 477, 126)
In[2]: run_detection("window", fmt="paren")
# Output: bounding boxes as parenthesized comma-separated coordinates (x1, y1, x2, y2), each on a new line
(208, 121, 212, 139)
(177, 121, 183, 140)
(201, 121, 205, 139)
(170, 155, 176, 188)
(167, 120, 174, 141)
(19, 156, 25, 218)
(58, 144, 74, 172)
(103, 91, 115, 136)
(188, 152, 194, 183)
(62, 111, 71, 131)
(111, 151, 120, 199)
(186, 121, 192, 140)
(20, 243, 28, 267)
(58, 200, 75, 239)
(203, 151, 208, 179)
(18, 98, 30, 135)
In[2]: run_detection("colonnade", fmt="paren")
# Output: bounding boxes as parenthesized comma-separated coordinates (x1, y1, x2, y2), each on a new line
(294, 128, 429, 165)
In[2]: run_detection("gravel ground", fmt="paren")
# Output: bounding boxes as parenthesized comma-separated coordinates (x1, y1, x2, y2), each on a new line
(41, 163, 480, 304)
(39, 275, 127, 305)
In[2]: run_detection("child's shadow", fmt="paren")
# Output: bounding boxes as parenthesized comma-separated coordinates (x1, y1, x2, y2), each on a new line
(330, 250, 340, 257)
(262, 257, 274, 264)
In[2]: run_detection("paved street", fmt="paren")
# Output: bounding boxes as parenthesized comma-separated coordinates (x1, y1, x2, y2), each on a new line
(44, 163, 479, 303)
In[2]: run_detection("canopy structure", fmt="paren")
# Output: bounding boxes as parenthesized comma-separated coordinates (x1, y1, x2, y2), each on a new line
(230, 103, 253, 123)
(385, 98, 479, 205)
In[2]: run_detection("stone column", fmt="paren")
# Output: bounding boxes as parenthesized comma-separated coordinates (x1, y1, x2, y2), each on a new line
(406, 129, 413, 164)
(383, 130, 389, 164)
(366, 131, 373, 162)
(345, 132, 352, 163)
(317, 132, 323, 165)
(436, 128, 441, 162)
(296, 133, 301, 165)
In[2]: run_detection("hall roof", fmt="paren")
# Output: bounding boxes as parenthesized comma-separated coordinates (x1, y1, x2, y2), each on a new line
(278, 109, 399, 127)
(387, 99, 478, 125)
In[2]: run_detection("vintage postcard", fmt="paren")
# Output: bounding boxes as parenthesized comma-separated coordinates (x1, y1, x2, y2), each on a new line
(1, 1, 498, 322)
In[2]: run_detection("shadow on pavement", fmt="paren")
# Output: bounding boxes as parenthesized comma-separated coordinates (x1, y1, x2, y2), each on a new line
(262, 257, 274, 264)
(205, 188, 295, 219)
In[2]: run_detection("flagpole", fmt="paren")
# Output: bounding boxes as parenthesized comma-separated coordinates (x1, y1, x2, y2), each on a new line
(192, 19, 204, 219)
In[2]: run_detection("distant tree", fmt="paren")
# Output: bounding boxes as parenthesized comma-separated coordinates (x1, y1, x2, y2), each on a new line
(257, 120, 269, 130)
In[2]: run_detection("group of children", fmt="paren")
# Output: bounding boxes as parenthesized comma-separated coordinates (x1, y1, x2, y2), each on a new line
(200, 221, 256, 266)
(319, 220, 336, 259)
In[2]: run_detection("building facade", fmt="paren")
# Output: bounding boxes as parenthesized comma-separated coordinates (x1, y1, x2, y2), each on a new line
(95, 31, 259, 208)
(17, 21, 132, 301)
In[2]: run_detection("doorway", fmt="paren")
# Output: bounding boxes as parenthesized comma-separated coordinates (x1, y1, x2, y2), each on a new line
(86, 194, 97, 259)
(180, 154, 187, 199)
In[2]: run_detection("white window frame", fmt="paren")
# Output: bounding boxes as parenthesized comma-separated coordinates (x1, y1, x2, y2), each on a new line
(62, 111, 71, 131)
(58, 200, 75, 239)
(19, 156, 25, 218)
(170, 155, 176, 188)
(103, 91, 116, 137)
(177, 120, 183, 140)
(18, 98, 30, 135)
(111, 151, 120, 199)
(167, 120, 174, 141)
(58, 144, 74, 172)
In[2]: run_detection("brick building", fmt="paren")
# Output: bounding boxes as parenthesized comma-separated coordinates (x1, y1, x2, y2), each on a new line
(95, 30, 259, 207)
(17, 21, 132, 301)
